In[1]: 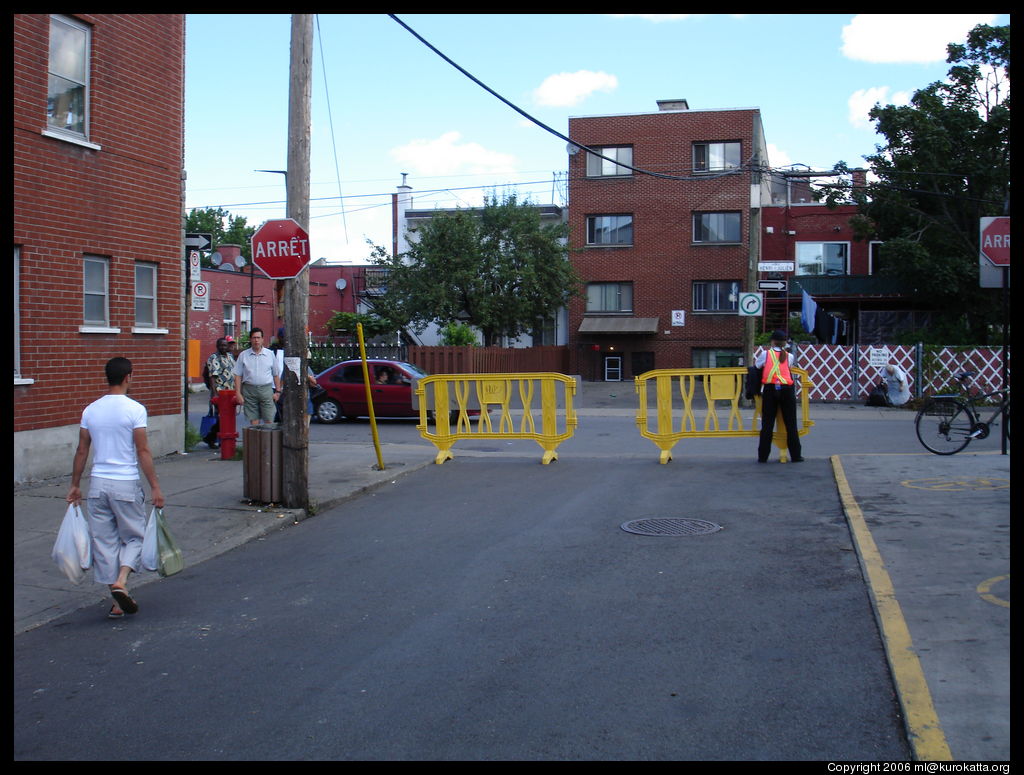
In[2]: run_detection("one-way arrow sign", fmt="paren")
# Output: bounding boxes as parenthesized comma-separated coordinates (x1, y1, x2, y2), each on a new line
(757, 280, 787, 292)
(185, 233, 212, 252)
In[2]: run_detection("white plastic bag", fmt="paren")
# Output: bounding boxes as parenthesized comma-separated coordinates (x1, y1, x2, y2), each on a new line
(141, 508, 159, 571)
(52, 503, 92, 585)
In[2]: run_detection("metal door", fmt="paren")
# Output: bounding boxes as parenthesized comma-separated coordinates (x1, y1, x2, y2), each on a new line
(604, 355, 622, 382)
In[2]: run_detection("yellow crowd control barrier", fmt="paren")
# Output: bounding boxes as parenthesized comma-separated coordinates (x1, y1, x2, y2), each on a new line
(635, 367, 814, 464)
(416, 373, 578, 465)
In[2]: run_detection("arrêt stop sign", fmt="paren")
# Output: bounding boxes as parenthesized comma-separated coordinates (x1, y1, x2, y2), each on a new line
(980, 216, 1010, 267)
(251, 218, 311, 279)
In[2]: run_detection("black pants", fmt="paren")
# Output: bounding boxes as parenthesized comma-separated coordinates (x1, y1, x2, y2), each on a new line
(758, 384, 801, 461)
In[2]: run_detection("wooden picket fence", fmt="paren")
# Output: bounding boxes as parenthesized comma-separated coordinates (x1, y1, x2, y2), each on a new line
(407, 345, 570, 375)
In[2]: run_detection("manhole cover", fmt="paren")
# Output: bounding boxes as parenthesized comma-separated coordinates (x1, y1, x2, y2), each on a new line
(620, 518, 722, 536)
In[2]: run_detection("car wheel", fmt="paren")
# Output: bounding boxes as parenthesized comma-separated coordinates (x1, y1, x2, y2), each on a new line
(316, 398, 342, 424)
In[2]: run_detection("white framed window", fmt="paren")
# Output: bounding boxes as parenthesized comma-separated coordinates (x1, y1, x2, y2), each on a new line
(134, 263, 158, 328)
(693, 281, 739, 313)
(869, 241, 885, 275)
(693, 212, 741, 244)
(796, 242, 849, 276)
(586, 214, 633, 246)
(47, 15, 91, 143)
(586, 146, 633, 177)
(223, 304, 236, 338)
(586, 282, 633, 313)
(83, 255, 109, 327)
(241, 305, 252, 335)
(693, 141, 741, 173)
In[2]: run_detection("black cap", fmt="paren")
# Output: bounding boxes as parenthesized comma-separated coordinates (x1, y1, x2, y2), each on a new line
(770, 329, 788, 342)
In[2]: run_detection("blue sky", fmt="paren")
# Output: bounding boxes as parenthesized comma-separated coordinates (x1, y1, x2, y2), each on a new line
(184, 13, 1007, 264)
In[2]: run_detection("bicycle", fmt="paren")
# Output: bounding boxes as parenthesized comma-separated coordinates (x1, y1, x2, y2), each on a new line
(914, 370, 1010, 455)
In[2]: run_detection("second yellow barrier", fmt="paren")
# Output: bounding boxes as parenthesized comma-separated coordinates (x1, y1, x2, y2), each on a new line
(416, 373, 578, 465)
(635, 367, 814, 464)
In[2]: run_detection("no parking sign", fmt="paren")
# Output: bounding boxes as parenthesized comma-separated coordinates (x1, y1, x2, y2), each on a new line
(191, 281, 209, 311)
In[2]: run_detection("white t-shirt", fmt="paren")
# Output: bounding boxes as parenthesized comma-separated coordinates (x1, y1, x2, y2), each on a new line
(80, 394, 148, 480)
(883, 367, 911, 406)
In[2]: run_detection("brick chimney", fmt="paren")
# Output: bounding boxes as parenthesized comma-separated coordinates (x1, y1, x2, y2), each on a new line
(213, 243, 244, 270)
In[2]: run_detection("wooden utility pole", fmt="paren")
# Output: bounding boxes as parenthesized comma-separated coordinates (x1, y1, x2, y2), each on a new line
(281, 14, 313, 510)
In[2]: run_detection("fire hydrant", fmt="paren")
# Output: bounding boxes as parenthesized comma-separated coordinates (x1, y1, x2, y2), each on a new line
(214, 390, 239, 460)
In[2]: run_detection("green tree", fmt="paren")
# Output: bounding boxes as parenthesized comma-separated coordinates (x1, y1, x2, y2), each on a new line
(324, 311, 395, 339)
(370, 193, 580, 346)
(185, 207, 256, 266)
(439, 322, 479, 346)
(822, 24, 1009, 344)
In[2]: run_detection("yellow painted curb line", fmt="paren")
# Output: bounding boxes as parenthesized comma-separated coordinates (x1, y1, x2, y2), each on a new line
(831, 455, 953, 762)
(977, 574, 1010, 608)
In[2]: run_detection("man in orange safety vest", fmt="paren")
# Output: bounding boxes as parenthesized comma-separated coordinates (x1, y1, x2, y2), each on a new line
(754, 330, 804, 463)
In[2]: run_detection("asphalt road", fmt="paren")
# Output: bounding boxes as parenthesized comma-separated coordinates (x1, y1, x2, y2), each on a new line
(14, 402, 952, 761)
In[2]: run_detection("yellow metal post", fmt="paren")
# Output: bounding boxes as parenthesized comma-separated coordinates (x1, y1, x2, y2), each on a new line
(356, 323, 385, 471)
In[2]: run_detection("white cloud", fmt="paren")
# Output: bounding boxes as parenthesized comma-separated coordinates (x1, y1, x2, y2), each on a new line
(389, 131, 518, 177)
(533, 70, 618, 107)
(765, 143, 793, 168)
(848, 86, 913, 129)
(841, 14, 998, 63)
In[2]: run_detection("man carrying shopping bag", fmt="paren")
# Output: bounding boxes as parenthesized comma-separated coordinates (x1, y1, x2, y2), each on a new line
(66, 357, 165, 619)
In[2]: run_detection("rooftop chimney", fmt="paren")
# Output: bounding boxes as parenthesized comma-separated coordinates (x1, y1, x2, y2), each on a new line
(657, 99, 689, 111)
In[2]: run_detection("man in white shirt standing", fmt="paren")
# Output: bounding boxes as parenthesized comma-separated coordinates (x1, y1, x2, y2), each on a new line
(66, 357, 165, 619)
(232, 326, 283, 425)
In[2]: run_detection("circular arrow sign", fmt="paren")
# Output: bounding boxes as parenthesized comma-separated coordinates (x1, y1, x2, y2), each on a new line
(251, 218, 311, 279)
(738, 292, 763, 317)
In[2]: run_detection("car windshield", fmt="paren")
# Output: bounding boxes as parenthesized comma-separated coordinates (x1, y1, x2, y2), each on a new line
(396, 362, 428, 378)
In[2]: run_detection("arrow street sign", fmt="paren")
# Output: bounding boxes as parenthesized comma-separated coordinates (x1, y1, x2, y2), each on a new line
(757, 280, 787, 292)
(185, 233, 212, 252)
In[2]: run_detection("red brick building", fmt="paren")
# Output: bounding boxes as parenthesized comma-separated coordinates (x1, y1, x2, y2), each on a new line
(14, 14, 186, 482)
(186, 257, 371, 388)
(567, 100, 768, 380)
(566, 101, 912, 381)
(759, 168, 915, 344)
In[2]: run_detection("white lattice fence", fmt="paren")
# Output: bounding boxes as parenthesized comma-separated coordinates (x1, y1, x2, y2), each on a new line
(922, 347, 1008, 396)
(755, 344, 1009, 401)
(857, 345, 916, 398)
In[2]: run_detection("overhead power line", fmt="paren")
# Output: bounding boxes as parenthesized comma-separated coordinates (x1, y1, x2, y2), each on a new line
(387, 14, 746, 183)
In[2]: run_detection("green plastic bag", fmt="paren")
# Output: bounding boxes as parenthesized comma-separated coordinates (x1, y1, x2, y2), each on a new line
(154, 508, 185, 578)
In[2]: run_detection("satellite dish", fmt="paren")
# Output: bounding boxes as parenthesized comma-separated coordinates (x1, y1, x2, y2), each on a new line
(210, 251, 223, 265)
(234, 255, 247, 268)
(566, 143, 580, 156)
(335, 278, 347, 291)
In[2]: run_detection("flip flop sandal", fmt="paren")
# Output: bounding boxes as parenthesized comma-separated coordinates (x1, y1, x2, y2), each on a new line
(111, 587, 138, 615)
(108, 605, 125, 619)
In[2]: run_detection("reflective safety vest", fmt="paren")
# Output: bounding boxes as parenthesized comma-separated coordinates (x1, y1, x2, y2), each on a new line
(761, 349, 794, 386)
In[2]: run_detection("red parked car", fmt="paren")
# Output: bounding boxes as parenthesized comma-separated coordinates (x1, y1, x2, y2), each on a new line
(313, 359, 425, 423)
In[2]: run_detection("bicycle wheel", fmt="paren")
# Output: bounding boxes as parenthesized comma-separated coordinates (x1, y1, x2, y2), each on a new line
(915, 398, 974, 454)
